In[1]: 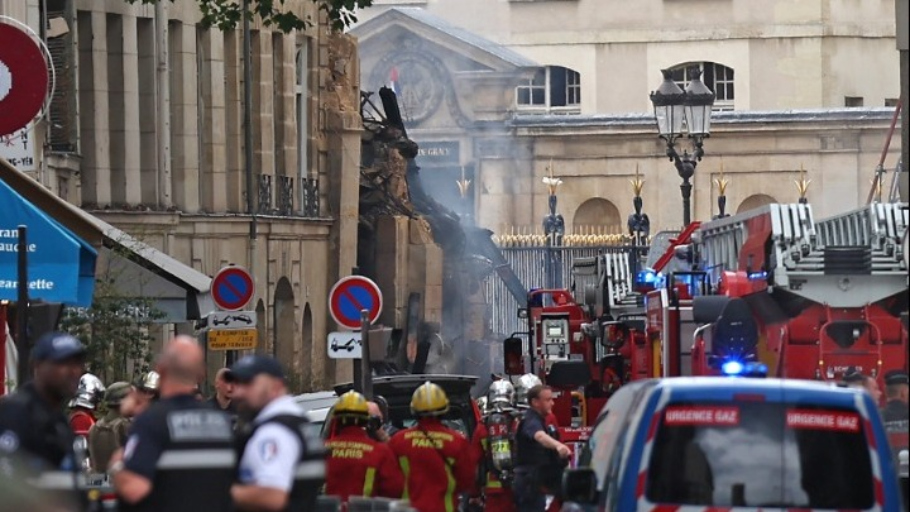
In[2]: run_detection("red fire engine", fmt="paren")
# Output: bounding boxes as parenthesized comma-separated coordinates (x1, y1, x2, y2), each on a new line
(502, 201, 908, 439)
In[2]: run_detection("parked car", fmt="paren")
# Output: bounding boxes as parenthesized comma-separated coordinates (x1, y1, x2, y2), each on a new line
(563, 377, 905, 511)
(294, 390, 340, 432)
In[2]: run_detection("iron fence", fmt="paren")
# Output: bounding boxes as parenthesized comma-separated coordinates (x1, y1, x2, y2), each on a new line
(255, 174, 322, 217)
(482, 244, 647, 337)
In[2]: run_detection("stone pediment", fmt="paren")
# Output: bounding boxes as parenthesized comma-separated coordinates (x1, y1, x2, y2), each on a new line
(352, 8, 538, 127)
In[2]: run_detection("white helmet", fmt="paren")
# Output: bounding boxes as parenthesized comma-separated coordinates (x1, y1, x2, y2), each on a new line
(69, 373, 105, 410)
(514, 373, 543, 407)
(488, 380, 515, 408)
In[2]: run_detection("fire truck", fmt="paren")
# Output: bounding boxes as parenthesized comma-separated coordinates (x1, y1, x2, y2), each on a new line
(502, 201, 909, 438)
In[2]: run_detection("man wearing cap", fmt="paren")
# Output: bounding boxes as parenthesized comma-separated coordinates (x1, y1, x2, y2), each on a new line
(229, 355, 326, 512)
(108, 336, 234, 512)
(88, 382, 132, 472)
(882, 370, 909, 422)
(842, 370, 883, 404)
(0, 331, 87, 510)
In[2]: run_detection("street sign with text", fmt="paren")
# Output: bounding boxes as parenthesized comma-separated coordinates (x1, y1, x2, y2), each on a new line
(207, 328, 258, 351)
(327, 331, 362, 359)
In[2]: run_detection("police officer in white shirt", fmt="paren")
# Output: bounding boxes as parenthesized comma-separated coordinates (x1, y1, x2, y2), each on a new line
(228, 355, 325, 512)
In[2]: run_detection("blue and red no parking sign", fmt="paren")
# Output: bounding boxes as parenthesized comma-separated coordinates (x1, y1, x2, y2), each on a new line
(211, 266, 255, 311)
(328, 276, 383, 330)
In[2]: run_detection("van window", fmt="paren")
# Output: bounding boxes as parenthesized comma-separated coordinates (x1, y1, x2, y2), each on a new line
(646, 402, 874, 509)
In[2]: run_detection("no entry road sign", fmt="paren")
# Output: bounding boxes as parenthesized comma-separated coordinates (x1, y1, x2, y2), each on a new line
(329, 276, 383, 330)
(0, 21, 49, 137)
(211, 266, 255, 311)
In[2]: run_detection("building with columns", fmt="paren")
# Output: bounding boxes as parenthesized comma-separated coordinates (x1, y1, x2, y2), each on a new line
(0, 0, 362, 390)
(353, 2, 903, 235)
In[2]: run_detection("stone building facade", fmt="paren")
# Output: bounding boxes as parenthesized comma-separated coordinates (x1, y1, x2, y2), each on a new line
(0, 0, 362, 390)
(352, 5, 903, 236)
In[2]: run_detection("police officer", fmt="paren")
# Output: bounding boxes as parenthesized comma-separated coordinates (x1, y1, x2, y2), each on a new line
(388, 381, 475, 512)
(471, 380, 520, 512)
(882, 370, 909, 422)
(325, 391, 404, 501)
(842, 370, 883, 403)
(109, 336, 234, 512)
(229, 355, 325, 512)
(513, 385, 570, 512)
(88, 381, 132, 472)
(0, 331, 87, 511)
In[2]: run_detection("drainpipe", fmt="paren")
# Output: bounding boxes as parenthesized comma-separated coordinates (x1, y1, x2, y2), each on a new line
(155, 0, 172, 209)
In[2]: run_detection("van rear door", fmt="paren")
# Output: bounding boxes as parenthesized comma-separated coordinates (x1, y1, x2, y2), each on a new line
(642, 397, 878, 509)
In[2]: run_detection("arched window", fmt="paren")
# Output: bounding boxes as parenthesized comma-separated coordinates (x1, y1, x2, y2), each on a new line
(573, 198, 621, 230)
(516, 66, 581, 113)
(668, 62, 735, 111)
(737, 194, 777, 213)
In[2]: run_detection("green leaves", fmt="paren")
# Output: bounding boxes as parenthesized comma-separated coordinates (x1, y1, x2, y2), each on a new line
(124, 0, 373, 33)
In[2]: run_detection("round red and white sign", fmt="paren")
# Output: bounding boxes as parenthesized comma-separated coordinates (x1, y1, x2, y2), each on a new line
(0, 21, 49, 137)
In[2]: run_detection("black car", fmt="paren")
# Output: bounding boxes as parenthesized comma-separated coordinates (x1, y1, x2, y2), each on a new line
(332, 374, 480, 439)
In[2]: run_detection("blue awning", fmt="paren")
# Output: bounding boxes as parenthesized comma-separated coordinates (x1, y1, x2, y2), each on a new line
(0, 178, 97, 306)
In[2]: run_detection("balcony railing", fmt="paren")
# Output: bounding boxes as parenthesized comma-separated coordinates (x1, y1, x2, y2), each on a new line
(256, 174, 321, 218)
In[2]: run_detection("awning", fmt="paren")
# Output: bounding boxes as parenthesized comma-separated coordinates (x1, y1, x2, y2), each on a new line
(0, 177, 96, 306)
(0, 158, 213, 321)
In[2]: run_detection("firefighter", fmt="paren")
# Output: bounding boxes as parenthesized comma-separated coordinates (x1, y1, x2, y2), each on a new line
(120, 372, 159, 421)
(109, 336, 234, 512)
(69, 373, 105, 439)
(325, 391, 404, 502)
(88, 382, 132, 472)
(388, 381, 475, 512)
(471, 380, 520, 512)
(513, 385, 571, 512)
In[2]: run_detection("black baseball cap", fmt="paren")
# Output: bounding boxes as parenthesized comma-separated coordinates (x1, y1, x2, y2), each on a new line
(884, 370, 909, 386)
(225, 355, 285, 383)
(31, 332, 86, 362)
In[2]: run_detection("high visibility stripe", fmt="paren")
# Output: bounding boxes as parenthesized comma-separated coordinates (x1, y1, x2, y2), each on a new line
(398, 457, 410, 501)
(363, 467, 377, 496)
(27, 471, 76, 490)
(445, 457, 456, 512)
(294, 460, 326, 480)
(156, 449, 235, 469)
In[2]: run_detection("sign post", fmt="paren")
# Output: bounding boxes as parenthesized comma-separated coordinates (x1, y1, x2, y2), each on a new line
(209, 266, 257, 362)
(328, 276, 383, 397)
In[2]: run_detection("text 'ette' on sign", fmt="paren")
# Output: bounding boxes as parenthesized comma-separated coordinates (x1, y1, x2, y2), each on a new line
(663, 406, 741, 427)
(207, 328, 258, 351)
(328, 331, 362, 359)
(207, 310, 257, 329)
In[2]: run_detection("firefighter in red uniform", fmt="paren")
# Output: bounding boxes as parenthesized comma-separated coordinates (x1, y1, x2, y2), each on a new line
(68, 373, 105, 438)
(389, 381, 475, 512)
(325, 390, 404, 503)
(471, 380, 520, 512)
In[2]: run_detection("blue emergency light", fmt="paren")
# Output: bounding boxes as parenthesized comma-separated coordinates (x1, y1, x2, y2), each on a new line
(721, 360, 768, 378)
(636, 268, 659, 286)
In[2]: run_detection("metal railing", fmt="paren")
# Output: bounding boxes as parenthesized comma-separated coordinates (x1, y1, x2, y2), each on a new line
(255, 174, 322, 217)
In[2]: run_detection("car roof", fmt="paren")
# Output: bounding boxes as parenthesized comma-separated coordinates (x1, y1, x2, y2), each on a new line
(648, 377, 869, 406)
(333, 374, 478, 399)
(293, 391, 339, 412)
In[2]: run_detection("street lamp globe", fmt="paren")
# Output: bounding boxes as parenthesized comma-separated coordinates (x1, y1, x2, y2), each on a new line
(683, 67, 716, 138)
(649, 69, 686, 139)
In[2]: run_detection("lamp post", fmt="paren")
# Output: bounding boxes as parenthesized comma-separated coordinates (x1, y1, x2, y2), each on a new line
(650, 67, 716, 226)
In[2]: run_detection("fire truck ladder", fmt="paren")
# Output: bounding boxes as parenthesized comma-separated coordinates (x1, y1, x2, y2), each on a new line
(698, 203, 908, 307)
(574, 249, 640, 313)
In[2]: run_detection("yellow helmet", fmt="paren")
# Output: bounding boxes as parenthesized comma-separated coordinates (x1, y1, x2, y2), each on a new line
(335, 390, 370, 417)
(410, 381, 449, 416)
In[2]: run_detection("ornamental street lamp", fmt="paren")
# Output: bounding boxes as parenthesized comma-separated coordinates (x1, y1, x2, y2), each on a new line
(650, 67, 716, 225)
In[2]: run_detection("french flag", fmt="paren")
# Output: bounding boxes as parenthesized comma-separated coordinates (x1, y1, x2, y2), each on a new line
(388, 67, 401, 96)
